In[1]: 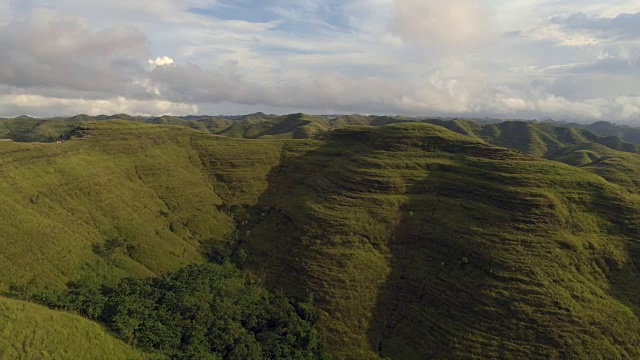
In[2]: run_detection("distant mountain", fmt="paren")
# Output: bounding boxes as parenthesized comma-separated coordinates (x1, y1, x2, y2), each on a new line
(567, 121, 640, 145)
(421, 119, 640, 156)
(6, 113, 639, 146)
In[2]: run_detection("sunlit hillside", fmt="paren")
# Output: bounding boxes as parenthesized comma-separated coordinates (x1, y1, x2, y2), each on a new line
(3, 118, 640, 359)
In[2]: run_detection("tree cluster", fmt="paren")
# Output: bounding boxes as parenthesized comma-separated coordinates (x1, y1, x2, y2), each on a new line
(34, 263, 329, 360)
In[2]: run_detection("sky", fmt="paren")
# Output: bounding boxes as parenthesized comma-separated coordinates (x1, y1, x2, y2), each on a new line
(2, 0, 640, 123)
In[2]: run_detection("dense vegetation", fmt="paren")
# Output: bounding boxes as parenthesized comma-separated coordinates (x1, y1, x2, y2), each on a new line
(4, 115, 640, 359)
(31, 262, 327, 360)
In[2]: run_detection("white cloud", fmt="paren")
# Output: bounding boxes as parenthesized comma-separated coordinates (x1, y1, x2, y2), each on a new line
(528, 24, 601, 47)
(0, 9, 149, 94)
(149, 56, 175, 67)
(1, 1, 640, 123)
(0, 93, 197, 117)
(392, 0, 491, 49)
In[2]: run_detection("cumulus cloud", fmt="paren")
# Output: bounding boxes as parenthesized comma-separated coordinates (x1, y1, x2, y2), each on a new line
(392, 0, 490, 49)
(1, 1, 640, 123)
(0, 9, 149, 94)
(0, 8, 200, 116)
(149, 56, 175, 67)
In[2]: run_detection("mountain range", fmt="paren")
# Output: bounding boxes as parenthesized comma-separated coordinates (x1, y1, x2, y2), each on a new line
(2, 114, 640, 359)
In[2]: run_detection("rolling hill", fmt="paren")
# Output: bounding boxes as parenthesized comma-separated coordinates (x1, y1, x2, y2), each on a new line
(0, 296, 146, 359)
(3, 117, 640, 358)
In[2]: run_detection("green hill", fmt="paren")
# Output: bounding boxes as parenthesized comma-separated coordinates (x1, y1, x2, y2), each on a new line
(5, 114, 640, 148)
(0, 296, 145, 359)
(0, 118, 79, 142)
(232, 123, 640, 359)
(0, 122, 238, 290)
(566, 121, 640, 145)
(5, 119, 640, 358)
(414, 119, 640, 194)
(422, 119, 639, 157)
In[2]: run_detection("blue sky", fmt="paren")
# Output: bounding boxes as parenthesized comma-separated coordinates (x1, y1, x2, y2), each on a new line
(1, 0, 640, 123)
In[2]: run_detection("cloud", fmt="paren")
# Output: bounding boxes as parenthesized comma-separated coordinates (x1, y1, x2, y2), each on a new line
(527, 24, 601, 47)
(135, 53, 640, 122)
(551, 12, 640, 40)
(149, 56, 175, 67)
(1, 1, 640, 124)
(563, 48, 640, 75)
(392, 0, 490, 49)
(0, 93, 197, 117)
(0, 9, 149, 95)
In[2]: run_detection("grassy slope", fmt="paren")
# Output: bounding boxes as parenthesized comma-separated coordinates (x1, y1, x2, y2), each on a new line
(568, 121, 640, 145)
(422, 119, 640, 157)
(234, 123, 640, 359)
(5, 120, 640, 359)
(0, 119, 78, 142)
(0, 122, 237, 290)
(421, 119, 640, 194)
(0, 296, 146, 360)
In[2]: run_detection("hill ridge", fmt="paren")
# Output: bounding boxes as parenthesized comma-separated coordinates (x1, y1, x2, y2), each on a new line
(3, 120, 640, 358)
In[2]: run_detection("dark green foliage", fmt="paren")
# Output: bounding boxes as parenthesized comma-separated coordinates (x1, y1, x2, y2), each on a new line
(93, 237, 134, 257)
(35, 263, 329, 360)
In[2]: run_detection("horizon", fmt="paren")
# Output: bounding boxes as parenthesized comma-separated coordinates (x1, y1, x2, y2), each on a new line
(1, 1, 640, 123)
(2, 112, 636, 128)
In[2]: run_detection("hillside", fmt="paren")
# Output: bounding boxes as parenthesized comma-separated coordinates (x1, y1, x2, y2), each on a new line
(0, 121, 242, 290)
(0, 113, 329, 142)
(233, 123, 640, 359)
(0, 296, 145, 359)
(563, 121, 640, 145)
(4, 119, 640, 358)
(417, 120, 640, 193)
(420, 119, 639, 157)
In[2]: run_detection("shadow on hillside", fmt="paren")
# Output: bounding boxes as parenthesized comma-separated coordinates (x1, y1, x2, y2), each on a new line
(225, 125, 640, 359)
(231, 128, 517, 358)
(235, 137, 354, 300)
(366, 175, 512, 359)
(234, 129, 537, 359)
(365, 176, 640, 359)
(599, 195, 640, 319)
(365, 169, 597, 359)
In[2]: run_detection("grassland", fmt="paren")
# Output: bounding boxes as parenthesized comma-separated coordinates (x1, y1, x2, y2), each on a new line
(233, 123, 640, 359)
(3, 118, 640, 358)
(0, 122, 239, 291)
(0, 296, 145, 359)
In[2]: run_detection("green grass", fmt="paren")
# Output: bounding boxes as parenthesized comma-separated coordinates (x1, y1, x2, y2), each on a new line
(5, 119, 640, 359)
(232, 123, 640, 359)
(0, 118, 79, 142)
(0, 296, 146, 359)
(0, 122, 237, 290)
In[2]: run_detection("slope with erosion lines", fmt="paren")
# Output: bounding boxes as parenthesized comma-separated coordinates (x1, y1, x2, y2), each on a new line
(423, 119, 640, 194)
(0, 121, 238, 291)
(4, 121, 640, 359)
(422, 119, 639, 157)
(232, 123, 640, 359)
